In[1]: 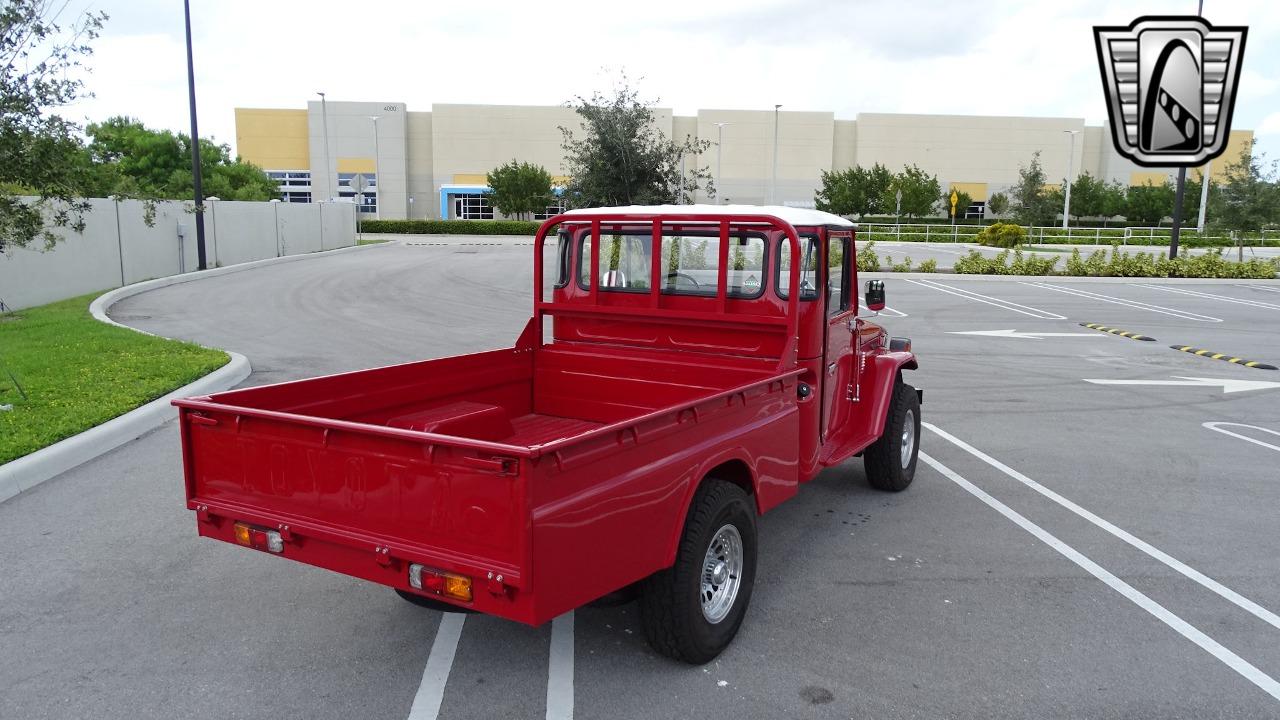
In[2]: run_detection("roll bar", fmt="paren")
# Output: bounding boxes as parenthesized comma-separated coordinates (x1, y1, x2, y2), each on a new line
(532, 212, 805, 371)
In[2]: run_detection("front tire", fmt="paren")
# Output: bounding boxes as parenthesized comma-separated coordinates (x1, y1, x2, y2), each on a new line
(639, 479, 757, 664)
(864, 380, 920, 491)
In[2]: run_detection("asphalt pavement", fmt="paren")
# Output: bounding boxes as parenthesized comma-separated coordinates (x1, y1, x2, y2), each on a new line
(2, 237, 1279, 719)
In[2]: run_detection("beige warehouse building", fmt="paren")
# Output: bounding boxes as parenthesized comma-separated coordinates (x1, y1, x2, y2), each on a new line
(234, 100, 1252, 221)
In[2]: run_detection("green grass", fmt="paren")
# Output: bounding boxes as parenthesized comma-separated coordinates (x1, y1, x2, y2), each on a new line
(0, 292, 229, 465)
(357, 236, 390, 245)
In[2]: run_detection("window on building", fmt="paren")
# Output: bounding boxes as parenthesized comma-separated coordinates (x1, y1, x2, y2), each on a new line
(267, 170, 312, 204)
(337, 172, 377, 214)
(533, 202, 567, 221)
(454, 193, 494, 220)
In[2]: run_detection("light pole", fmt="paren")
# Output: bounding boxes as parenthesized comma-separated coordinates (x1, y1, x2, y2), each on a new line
(1061, 130, 1079, 230)
(1197, 161, 1211, 231)
(368, 116, 381, 219)
(183, 0, 207, 270)
(715, 122, 729, 204)
(316, 92, 333, 202)
(770, 105, 781, 205)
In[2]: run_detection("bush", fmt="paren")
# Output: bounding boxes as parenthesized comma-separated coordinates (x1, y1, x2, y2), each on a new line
(890, 256, 914, 273)
(954, 249, 1057, 275)
(976, 222, 1027, 248)
(1059, 244, 1277, 278)
(856, 240, 881, 272)
(359, 219, 542, 235)
(917, 258, 938, 273)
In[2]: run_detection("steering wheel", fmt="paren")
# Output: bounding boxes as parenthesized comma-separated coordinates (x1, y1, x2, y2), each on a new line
(666, 271, 700, 287)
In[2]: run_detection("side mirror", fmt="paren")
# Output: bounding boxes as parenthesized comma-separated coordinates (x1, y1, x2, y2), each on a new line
(864, 279, 886, 313)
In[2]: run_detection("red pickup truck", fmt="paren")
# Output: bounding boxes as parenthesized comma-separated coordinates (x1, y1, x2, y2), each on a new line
(174, 206, 920, 663)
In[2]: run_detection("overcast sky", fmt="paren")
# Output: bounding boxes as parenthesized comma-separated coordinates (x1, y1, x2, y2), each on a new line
(56, 0, 1280, 158)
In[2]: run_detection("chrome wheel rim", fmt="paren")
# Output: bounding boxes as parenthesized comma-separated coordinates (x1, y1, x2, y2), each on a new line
(701, 524, 743, 624)
(901, 409, 916, 469)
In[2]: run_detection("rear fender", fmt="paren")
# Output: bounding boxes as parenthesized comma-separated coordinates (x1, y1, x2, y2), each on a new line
(865, 351, 918, 439)
(662, 449, 760, 566)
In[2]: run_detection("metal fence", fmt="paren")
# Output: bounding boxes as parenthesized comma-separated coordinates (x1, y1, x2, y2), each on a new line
(856, 222, 1249, 246)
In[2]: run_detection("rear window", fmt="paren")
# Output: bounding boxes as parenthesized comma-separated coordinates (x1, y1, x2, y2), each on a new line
(578, 232, 766, 298)
(776, 234, 821, 300)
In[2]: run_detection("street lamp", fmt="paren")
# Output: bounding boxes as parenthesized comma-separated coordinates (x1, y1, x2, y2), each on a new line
(182, 0, 207, 270)
(770, 105, 781, 205)
(1061, 130, 1080, 230)
(715, 122, 729, 204)
(368, 115, 381, 219)
(316, 91, 333, 202)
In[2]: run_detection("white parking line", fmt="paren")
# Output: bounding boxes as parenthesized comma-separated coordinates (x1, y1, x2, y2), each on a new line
(859, 300, 909, 317)
(407, 613, 466, 720)
(907, 278, 1066, 319)
(1203, 422, 1280, 454)
(546, 611, 576, 720)
(1138, 284, 1280, 311)
(918, 450, 1280, 702)
(1236, 284, 1280, 294)
(923, 422, 1280, 632)
(1022, 282, 1223, 322)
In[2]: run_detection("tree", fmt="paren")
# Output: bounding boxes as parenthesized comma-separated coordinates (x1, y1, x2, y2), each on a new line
(85, 117, 276, 201)
(0, 0, 106, 250)
(814, 163, 892, 217)
(986, 192, 1009, 217)
(1067, 172, 1108, 219)
(1207, 141, 1280, 234)
(559, 76, 712, 207)
(883, 164, 941, 219)
(1098, 181, 1127, 221)
(486, 160, 553, 220)
(1009, 152, 1057, 226)
(1124, 181, 1175, 224)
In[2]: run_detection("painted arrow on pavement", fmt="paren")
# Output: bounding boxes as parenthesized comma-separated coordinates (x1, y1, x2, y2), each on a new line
(1084, 376, 1280, 394)
(948, 329, 1102, 340)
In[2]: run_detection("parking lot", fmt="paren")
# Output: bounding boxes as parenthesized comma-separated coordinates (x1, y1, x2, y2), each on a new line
(3, 238, 1279, 719)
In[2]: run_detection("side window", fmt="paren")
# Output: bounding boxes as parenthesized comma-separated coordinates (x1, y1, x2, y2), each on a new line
(662, 235, 766, 297)
(578, 234, 653, 292)
(776, 236, 821, 300)
(827, 236, 850, 315)
(553, 231, 570, 288)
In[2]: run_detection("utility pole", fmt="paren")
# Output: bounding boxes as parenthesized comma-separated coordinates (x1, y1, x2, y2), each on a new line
(770, 104, 781, 205)
(183, 0, 207, 270)
(1197, 162, 1211, 231)
(369, 116, 381, 219)
(317, 92, 333, 202)
(715, 122, 729, 204)
(1062, 130, 1079, 230)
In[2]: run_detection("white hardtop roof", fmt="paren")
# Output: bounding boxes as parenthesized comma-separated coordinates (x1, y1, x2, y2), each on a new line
(562, 204, 855, 228)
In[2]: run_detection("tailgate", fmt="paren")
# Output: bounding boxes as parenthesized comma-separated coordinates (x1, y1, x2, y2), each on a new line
(176, 401, 534, 622)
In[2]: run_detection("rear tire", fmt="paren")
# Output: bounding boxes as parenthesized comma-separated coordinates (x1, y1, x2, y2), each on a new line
(863, 380, 920, 492)
(639, 479, 757, 664)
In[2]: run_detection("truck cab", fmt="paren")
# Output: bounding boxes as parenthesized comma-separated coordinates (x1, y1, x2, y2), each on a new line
(173, 205, 919, 665)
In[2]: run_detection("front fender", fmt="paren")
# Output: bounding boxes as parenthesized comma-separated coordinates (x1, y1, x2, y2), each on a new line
(865, 351, 918, 439)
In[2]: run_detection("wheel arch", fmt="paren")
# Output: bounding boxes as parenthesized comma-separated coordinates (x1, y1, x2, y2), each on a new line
(867, 352, 919, 439)
(662, 452, 760, 566)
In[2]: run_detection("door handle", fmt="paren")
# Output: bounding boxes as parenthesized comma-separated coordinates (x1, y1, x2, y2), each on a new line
(848, 318, 859, 331)
(827, 362, 837, 376)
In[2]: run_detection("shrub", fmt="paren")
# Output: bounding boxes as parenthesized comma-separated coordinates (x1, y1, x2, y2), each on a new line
(1065, 247, 1087, 276)
(1009, 249, 1060, 276)
(359, 219, 542, 235)
(856, 240, 881, 272)
(976, 222, 1027, 248)
(917, 258, 938, 273)
(954, 249, 1057, 275)
(891, 256, 914, 273)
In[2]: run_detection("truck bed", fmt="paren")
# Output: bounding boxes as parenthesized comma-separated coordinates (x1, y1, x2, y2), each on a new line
(174, 341, 799, 624)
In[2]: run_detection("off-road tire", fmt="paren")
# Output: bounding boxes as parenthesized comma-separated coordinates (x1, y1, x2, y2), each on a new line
(863, 380, 920, 492)
(639, 479, 757, 664)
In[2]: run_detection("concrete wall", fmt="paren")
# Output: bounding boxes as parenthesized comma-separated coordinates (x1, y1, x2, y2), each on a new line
(0, 198, 356, 311)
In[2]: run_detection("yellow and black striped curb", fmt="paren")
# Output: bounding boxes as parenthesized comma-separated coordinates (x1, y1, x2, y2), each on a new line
(1079, 323, 1156, 341)
(1169, 345, 1278, 370)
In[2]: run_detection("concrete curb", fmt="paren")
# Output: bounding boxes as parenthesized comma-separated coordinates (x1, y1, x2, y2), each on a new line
(0, 242, 383, 505)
